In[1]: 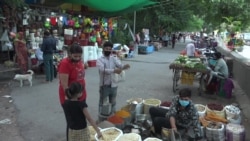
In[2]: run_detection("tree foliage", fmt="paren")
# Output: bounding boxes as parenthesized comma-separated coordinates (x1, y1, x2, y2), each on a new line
(116, 0, 250, 40)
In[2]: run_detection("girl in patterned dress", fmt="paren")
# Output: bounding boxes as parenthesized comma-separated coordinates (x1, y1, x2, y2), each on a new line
(62, 82, 102, 141)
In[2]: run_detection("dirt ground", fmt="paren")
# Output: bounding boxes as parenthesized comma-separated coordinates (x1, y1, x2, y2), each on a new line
(0, 72, 24, 141)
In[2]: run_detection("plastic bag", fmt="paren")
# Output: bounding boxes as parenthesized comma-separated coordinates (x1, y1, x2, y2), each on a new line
(113, 71, 125, 83)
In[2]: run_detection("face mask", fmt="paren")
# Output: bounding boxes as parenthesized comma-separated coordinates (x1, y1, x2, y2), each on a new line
(179, 99, 190, 107)
(104, 51, 111, 56)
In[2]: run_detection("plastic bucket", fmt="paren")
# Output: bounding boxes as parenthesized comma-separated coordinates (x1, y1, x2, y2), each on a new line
(143, 99, 161, 116)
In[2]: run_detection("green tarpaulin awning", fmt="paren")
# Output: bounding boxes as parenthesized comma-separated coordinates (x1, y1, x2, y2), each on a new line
(62, 0, 156, 13)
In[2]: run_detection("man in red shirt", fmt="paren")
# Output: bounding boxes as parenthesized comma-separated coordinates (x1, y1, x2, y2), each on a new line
(58, 44, 86, 104)
(58, 44, 87, 141)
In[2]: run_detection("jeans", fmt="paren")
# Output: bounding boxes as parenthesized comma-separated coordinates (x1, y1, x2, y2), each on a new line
(43, 54, 54, 81)
(99, 86, 118, 115)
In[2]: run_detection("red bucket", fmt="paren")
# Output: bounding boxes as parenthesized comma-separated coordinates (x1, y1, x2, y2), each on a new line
(87, 60, 97, 67)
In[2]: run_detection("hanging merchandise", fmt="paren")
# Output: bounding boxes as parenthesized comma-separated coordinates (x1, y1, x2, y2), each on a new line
(0, 30, 10, 42)
(50, 17, 57, 26)
(44, 21, 50, 28)
(62, 16, 68, 25)
(74, 20, 80, 28)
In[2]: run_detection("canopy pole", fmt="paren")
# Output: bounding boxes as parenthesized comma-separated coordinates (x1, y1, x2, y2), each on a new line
(133, 11, 136, 35)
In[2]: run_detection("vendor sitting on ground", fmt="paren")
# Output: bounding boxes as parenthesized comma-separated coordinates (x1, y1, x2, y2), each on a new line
(149, 88, 202, 140)
(207, 52, 229, 85)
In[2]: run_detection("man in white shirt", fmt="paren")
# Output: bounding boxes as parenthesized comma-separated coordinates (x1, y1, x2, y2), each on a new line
(97, 41, 130, 116)
(185, 42, 196, 57)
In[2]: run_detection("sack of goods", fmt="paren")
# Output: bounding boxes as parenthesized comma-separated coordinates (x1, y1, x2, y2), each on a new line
(226, 123, 245, 141)
(225, 104, 241, 124)
(206, 103, 225, 118)
(206, 122, 225, 141)
(195, 104, 206, 117)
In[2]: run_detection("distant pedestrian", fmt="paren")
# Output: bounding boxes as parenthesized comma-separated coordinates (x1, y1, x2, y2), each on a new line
(41, 30, 57, 82)
(62, 82, 102, 141)
(162, 32, 169, 47)
(172, 34, 177, 48)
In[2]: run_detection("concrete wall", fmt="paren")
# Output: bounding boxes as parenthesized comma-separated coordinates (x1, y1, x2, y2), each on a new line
(216, 38, 250, 96)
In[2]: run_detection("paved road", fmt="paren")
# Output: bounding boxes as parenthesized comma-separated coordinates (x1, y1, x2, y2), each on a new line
(11, 40, 250, 141)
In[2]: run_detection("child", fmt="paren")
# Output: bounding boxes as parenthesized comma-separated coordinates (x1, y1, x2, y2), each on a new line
(62, 82, 102, 141)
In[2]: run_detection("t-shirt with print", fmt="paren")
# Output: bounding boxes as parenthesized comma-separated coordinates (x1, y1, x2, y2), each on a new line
(58, 58, 86, 104)
(62, 100, 88, 130)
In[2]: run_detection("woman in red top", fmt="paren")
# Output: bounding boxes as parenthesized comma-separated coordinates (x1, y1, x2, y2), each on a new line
(58, 44, 87, 105)
(14, 32, 28, 74)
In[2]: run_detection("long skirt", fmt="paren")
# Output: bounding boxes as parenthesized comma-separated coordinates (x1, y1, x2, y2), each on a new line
(68, 127, 90, 141)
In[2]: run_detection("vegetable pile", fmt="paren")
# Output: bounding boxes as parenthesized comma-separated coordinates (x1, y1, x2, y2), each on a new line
(170, 55, 207, 71)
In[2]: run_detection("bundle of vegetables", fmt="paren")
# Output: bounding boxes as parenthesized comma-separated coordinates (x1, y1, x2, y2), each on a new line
(205, 112, 228, 124)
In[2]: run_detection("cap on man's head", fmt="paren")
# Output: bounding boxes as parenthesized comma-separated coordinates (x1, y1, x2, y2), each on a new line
(103, 41, 113, 48)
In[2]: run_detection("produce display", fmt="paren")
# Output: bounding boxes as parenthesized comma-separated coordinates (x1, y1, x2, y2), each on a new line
(207, 103, 224, 111)
(169, 55, 208, 73)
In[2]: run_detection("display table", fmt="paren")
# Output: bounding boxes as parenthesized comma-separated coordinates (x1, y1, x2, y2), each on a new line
(138, 45, 154, 54)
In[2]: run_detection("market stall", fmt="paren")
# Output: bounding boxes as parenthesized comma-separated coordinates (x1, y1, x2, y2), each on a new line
(169, 55, 209, 94)
(92, 98, 246, 141)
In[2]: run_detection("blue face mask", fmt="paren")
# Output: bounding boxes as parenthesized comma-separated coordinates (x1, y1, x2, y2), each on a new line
(179, 100, 190, 107)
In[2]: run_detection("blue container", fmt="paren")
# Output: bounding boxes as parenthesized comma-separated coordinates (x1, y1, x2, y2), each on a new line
(138, 45, 154, 54)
